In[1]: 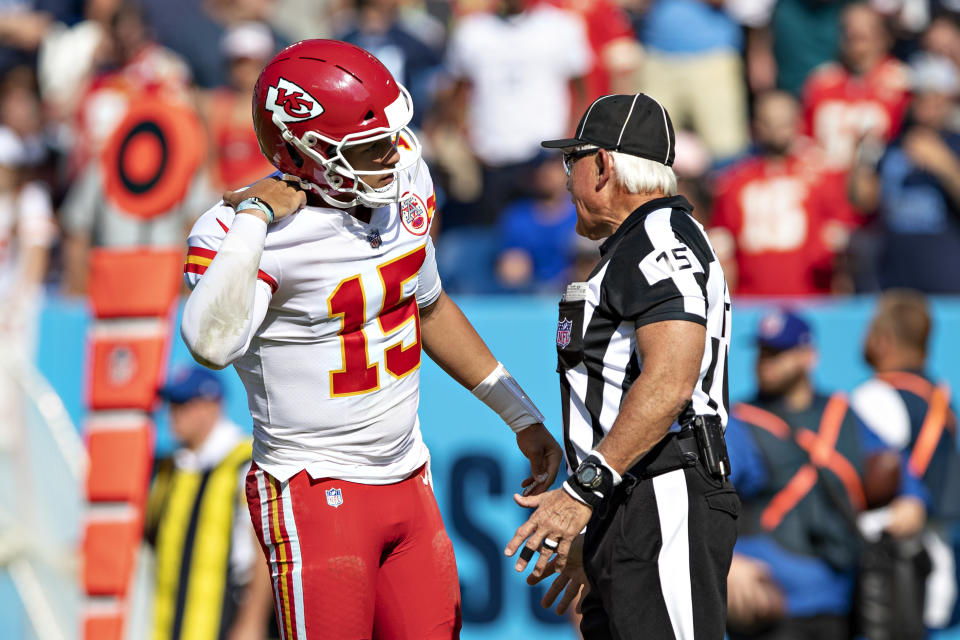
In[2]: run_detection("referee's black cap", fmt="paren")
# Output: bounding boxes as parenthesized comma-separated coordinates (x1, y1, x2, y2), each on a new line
(541, 93, 676, 166)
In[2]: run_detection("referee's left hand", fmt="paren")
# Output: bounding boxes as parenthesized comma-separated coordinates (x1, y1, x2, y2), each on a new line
(504, 489, 593, 580)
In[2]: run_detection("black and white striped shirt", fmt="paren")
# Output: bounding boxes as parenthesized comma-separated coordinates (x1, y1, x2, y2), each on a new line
(556, 195, 731, 470)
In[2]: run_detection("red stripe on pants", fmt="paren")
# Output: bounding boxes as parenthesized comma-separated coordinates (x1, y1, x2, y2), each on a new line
(245, 462, 461, 639)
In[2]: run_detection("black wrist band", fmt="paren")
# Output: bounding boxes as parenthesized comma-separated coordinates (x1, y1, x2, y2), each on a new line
(563, 477, 603, 509)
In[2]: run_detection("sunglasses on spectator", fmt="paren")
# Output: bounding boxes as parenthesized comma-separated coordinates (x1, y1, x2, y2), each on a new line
(562, 148, 601, 175)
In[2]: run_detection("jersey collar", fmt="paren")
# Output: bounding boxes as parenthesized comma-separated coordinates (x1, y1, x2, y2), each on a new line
(599, 195, 693, 256)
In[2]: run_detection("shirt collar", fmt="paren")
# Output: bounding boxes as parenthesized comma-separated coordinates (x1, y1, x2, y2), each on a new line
(599, 195, 693, 256)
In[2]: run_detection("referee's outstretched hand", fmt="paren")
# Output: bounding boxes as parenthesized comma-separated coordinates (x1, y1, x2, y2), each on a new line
(504, 489, 593, 581)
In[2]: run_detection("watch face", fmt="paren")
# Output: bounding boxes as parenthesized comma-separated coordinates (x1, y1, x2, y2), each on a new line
(577, 464, 601, 489)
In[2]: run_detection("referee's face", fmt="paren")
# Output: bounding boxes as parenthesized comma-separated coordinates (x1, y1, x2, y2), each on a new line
(566, 149, 613, 240)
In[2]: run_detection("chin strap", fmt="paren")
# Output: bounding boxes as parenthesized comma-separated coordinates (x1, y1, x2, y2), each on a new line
(281, 173, 403, 210)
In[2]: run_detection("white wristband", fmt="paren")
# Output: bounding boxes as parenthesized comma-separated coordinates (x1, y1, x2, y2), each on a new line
(589, 449, 623, 487)
(563, 482, 591, 505)
(237, 197, 275, 224)
(471, 363, 545, 433)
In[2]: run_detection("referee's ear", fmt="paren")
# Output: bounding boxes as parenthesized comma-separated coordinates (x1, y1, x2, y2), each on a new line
(596, 149, 613, 191)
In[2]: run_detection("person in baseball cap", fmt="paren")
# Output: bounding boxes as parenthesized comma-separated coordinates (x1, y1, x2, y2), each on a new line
(755, 308, 814, 353)
(535, 93, 682, 241)
(150, 367, 274, 638)
(157, 365, 228, 452)
(159, 365, 223, 404)
(542, 92, 676, 167)
(754, 308, 817, 400)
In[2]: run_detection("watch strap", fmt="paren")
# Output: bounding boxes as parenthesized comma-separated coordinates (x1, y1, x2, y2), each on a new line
(236, 196, 275, 224)
(563, 477, 602, 509)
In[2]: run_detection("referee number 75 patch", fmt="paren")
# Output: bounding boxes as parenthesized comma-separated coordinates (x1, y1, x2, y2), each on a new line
(639, 245, 702, 285)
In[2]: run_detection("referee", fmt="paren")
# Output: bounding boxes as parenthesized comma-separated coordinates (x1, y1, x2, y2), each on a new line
(505, 93, 737, 639)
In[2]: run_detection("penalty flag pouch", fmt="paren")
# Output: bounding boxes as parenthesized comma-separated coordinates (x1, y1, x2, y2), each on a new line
(556, 282, 587, 371)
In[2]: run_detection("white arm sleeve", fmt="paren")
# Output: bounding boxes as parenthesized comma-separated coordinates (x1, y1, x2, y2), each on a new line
(181, 214, 272, 369)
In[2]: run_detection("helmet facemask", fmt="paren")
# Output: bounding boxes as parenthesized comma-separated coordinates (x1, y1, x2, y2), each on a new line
(274, 84, 421, 209)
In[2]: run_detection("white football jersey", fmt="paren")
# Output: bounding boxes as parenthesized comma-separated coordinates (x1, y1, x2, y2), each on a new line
(184, 161, 441, 484)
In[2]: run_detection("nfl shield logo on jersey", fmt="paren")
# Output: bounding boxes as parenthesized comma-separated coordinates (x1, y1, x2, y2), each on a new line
(556, 318, 573, 348)
(325, 487, 343, 508)
(366, 229, 382, 248)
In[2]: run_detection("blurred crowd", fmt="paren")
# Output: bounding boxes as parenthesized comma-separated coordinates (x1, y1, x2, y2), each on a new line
(5, 0, 960, 300)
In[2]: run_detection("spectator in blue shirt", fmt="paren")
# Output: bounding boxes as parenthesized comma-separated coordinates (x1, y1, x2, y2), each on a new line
(495, 153, 577, 292)
(849, 53, 960, 293)
(337, 0, 442, 127)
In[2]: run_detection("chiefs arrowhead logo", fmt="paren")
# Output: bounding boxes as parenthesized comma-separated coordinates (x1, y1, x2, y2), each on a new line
(265, 77, 324, 123)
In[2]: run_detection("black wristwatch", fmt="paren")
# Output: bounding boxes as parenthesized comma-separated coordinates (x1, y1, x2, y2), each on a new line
(575, 460, 604, 490)
(564, 455, 614, 509)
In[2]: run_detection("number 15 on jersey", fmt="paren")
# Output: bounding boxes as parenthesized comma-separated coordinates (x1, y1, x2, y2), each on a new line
(326, 245, 426, 396)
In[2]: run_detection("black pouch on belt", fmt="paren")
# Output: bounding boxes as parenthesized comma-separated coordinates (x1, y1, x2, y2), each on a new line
(691, 414, 731, 479)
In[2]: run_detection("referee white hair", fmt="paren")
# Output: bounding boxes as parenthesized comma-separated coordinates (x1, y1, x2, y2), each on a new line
(609, 150, 678, 196)
(569, 143, 678, 196)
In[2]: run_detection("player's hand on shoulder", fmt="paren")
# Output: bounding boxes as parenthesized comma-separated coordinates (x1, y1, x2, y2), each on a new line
(223, 177, 307, 222)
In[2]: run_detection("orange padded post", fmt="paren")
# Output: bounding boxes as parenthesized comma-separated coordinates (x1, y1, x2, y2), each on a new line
(87, 248, 184, 318)
(82, 509, 142, 596)
(88, 331, 168, 412)
(82, 609, 124, 640)
(85, 420, 153, 506)
(83, 248, 179, 638)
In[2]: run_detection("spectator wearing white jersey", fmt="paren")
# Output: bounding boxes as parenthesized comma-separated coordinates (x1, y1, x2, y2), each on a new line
(0, 126, 55, 355)
(443, 0, 591, 226)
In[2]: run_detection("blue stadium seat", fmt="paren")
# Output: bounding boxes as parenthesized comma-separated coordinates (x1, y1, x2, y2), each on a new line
(435, 226, 502, 295)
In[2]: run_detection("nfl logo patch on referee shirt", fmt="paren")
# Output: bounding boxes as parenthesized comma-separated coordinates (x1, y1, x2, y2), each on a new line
(557, 318, 573, 348)
(325, 487, 343, 508)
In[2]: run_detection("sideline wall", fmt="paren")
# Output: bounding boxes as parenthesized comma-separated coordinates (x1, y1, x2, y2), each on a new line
(32, 295, 960, 640)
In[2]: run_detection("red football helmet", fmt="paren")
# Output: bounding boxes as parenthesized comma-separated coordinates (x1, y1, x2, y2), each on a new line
(252, 39, 421, 208)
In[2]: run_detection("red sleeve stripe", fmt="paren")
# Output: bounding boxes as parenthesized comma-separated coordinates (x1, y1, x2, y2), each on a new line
(187, 246, 217, 259)
(257, 270, 279, 293)
(183, 258, 279, 293)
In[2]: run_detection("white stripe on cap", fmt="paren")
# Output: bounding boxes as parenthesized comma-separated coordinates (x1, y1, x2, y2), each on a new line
(578, 94, 615, 139)
(649, 95, 671, 164)
(616, 93, 642, 148)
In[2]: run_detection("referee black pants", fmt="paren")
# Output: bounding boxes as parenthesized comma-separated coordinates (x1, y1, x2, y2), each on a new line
(580, 433, 740, 640)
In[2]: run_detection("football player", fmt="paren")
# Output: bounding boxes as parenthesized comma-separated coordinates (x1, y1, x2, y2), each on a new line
(180, 40, 563, 639)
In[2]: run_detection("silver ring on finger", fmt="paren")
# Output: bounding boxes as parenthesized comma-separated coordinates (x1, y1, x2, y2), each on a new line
(542, 537, 559, 551)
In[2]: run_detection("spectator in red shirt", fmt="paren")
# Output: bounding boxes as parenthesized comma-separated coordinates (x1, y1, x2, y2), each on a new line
(548, 0, 642, 99)
(200, 22, 277, 193)
(710, 90, 848, 296)
(801, 3, 911, 172)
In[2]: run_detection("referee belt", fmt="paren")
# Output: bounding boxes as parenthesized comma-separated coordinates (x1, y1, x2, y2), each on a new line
(625, 429, 700, 484)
